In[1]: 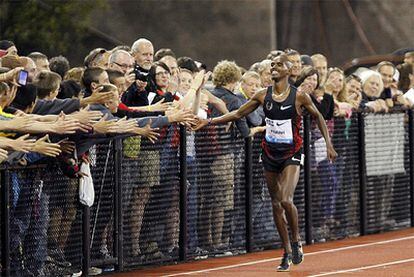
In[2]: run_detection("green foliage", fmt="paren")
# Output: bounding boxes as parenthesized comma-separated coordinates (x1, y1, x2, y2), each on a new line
(1, 0, 107, 57)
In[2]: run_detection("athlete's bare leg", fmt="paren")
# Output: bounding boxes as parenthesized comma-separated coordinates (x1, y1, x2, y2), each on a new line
(265, 165, 300, 253)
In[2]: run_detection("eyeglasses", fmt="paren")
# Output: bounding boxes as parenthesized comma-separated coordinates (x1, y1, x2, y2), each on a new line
(113, 62, 133, 70)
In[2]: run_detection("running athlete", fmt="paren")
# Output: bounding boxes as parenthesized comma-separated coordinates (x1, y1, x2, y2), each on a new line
(194, 54, 337, 272)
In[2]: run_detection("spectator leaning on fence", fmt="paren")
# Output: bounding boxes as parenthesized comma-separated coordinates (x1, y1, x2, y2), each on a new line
(294, 67, 334, 121)
(344, 74, 363, 110)
(359, 70, 388, 113)
(397, 63, 414, 105)
(377, 61, 411, 108)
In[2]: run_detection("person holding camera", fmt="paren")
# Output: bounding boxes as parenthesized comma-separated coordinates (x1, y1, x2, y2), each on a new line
(120, 38, 155, 108)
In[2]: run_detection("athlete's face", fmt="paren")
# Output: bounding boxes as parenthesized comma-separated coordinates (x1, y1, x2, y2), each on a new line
(271, 55, 290, 82)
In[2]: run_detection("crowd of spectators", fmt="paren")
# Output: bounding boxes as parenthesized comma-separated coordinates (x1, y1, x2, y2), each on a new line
(0, 37, 413, 276)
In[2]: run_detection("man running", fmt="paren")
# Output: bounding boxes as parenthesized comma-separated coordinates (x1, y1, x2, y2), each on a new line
(194, 54, 337, 271)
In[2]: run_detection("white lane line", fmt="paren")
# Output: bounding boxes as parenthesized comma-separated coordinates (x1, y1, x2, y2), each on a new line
(308, 258, 414, 276)
(160, 236, 414, 277)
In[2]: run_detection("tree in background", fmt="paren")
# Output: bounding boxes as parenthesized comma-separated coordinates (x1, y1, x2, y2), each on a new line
(0, 0, 107, 64)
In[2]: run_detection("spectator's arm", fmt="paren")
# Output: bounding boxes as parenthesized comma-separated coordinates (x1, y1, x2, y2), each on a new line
(0, 148, 8, 164)
(0, 67, 23, 83)
(0, 135, 36, 152)
(204, 90, 229, 115)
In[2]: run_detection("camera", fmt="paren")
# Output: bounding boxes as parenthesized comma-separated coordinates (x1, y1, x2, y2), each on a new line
(134, 67, 149, 82)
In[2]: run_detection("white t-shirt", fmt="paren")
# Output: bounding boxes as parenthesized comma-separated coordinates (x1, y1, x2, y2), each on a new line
(404, 88, 414, 104)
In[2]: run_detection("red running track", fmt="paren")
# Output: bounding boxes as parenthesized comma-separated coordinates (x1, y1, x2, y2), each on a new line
(113, 228, 414, 277)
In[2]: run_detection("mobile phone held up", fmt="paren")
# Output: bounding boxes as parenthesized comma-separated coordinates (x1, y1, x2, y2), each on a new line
(17, 70, 28, 86)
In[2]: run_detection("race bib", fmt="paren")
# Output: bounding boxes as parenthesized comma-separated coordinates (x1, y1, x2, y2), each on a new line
(265, 118, 293, 144)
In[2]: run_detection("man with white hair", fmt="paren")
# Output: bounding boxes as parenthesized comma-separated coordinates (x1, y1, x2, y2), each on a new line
(131, 38, 154, 71)
(121, 38, 156, 107)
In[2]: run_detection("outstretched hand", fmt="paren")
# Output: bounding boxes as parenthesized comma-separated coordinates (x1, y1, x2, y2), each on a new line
(12, 134, 36, 153)
(32, 135, 62, 157)
(166, 108, 198, 127)
(133, 119, 159, 143)
(70, 105, 103, 125)
(189, 70, 211, 93)
(191, 117, 209, 131)
(88, 86, 113, 105)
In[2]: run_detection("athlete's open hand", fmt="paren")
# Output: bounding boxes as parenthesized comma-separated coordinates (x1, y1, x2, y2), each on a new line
(327, 144, 337, 162)
(192, 118, 209, 131)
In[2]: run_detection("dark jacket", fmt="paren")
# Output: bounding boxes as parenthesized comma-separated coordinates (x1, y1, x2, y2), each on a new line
(235, 92, 264, 126)
(33, 98, 80, 115)
(211, 87, 250, 138)
(311, 93, 334, 120)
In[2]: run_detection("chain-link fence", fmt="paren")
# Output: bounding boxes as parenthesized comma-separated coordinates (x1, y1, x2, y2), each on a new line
(1, 111, 413, 276)
(311, 115, 361, 242)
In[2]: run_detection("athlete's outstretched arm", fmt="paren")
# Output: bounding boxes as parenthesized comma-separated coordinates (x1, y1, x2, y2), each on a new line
(297, 90, 337, 162)
(194, 89, 265, 130)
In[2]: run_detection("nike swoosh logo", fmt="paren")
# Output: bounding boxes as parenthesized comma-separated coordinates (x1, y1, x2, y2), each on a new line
(280, 105, 292, 110)
(276, 122, 288, 126)
(291, 157, 301, 162)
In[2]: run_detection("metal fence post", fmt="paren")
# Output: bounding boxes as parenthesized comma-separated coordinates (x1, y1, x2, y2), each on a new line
(114, 139, 123, 271)
(1, 169, 10, 277)
(357, 112, 367, 235)
(303, 114, 313, 245)
(179, 125, 188, 261)
(408, 110, 414, 227)
(244, 137, 253, 253)
(82, 205, 91, 276)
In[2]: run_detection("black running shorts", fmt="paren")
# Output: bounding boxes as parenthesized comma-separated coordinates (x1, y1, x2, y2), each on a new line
(261, 148, 304, 173)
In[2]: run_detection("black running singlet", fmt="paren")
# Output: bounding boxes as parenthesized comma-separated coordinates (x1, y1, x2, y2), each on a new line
(261, 85, 303, 159)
